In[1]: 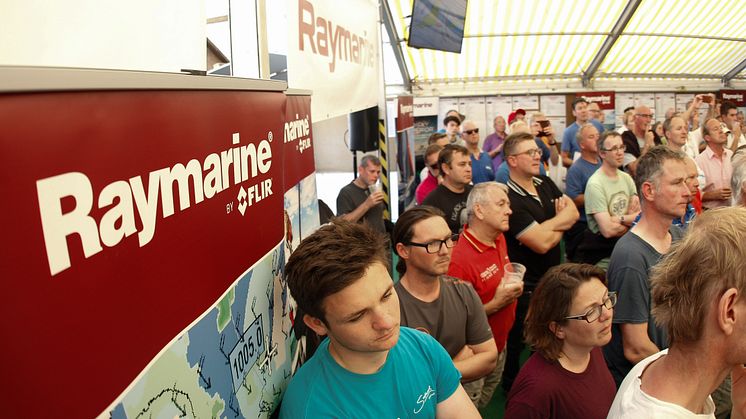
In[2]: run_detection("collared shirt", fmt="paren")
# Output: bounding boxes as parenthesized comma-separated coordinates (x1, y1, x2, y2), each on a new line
(448, 226, 516, 351)
(695, 146, 733, 208)
(483, 132, 507, 172)
(504, 175, 564, 288)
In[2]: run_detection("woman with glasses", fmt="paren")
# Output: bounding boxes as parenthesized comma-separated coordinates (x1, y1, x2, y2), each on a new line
(504, 263, 617, 419)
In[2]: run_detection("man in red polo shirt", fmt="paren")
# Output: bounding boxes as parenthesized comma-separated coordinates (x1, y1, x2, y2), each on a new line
(448, 182, 523, 408)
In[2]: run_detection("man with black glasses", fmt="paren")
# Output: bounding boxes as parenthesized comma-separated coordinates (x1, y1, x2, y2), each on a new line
(461, 119, 495, 184)
(393, 206, 498, 406)
(501, 131, 579, 392)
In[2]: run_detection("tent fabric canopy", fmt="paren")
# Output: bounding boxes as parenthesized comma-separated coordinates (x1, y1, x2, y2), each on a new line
(386, 0, 746, 87)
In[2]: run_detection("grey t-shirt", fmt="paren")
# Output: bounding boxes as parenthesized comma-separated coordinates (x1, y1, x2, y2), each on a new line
(603, 226, 684, 386)
(336, 181, 385, 233)
(395, 276, 493, 358)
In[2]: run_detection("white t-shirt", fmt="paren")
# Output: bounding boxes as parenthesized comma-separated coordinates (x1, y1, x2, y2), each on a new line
(689, 127, 704, 157)
(607, 350, 716, 418)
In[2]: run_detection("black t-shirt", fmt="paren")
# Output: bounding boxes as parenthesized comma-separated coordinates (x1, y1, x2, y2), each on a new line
(421, 184, 473, 234)
(505, 175, 564, 289)
(621, 130, 662, 159)
(336, 181, 385, 233)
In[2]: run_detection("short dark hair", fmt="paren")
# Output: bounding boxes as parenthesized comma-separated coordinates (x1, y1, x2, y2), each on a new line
(702, 117, 719, 139)
(651, 207, 746, 345)
(424, 144, 443, 160)
(598, 130, 621, 151)
(285, 219, 389, 323)
(524, 263, 607, 361)
(392, 206, 445, 275)
(721, 100, 738, 117)
(428, 132, 448, 144)
(634, 145, 686, 195)
(572, 97, 588, 110)
(438, 143, 469, 174)
(443, 115, 461, 126)
(662, 116, 683, 136)
(503, 132, 535, 157)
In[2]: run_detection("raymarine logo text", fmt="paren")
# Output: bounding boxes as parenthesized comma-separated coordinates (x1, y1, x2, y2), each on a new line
(36, 132, 273, 276)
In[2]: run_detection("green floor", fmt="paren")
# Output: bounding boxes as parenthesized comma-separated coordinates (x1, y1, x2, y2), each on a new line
(478, 347, 530, 419)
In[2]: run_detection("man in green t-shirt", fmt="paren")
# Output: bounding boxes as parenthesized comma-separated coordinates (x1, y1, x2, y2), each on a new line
(578, 131, 641, 264)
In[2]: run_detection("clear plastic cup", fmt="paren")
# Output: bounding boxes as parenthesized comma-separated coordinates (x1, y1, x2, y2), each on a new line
(503, 262, 526, 285)
(368, 181, 381, 194)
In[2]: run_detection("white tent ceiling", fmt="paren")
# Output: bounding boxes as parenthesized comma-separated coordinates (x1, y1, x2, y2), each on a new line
(383, 0, 746, 95)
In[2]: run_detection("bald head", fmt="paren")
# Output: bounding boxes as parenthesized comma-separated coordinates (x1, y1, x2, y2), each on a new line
(634, 105, 653, 133)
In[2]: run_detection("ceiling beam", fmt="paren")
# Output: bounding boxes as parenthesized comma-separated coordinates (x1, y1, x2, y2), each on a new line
(722, 57, 746, 86)
(380, 0, 411, 91)
(582, 0, 642, 87)
(463, 31, 746, 43)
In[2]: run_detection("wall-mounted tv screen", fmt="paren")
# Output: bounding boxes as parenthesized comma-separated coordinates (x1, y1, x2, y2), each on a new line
(407, 0, 467, 54)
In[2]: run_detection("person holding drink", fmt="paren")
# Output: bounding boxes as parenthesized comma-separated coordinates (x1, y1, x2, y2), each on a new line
(449, 182, 524, 408)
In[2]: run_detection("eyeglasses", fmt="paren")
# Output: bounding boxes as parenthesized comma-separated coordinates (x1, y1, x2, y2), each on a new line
(511, 148, 543, 158)
(428, 163, 439, 170)
(407, 234, 459, 254)
(564, 292, 617, 323)
(636, 114, 654, 119)
(464, 128, 479, 135)
(601, 145, 626, 153)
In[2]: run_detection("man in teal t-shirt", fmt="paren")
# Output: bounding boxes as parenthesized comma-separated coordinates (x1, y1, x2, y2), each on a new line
(280, 220, 480, 418)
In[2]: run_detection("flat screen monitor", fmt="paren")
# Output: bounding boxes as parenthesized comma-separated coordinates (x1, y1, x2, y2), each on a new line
(407, 0, 467, 54)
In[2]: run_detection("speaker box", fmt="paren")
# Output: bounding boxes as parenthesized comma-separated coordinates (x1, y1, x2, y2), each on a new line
(348, 106, 379, 152)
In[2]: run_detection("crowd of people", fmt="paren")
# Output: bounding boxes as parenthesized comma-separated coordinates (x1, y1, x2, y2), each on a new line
(280, 97, 746, 418)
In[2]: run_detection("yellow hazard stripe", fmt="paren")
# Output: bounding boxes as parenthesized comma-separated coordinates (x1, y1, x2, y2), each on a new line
(378, 120, 390, 221)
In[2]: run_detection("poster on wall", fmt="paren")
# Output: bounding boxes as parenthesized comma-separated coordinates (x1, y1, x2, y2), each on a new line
(720, 90, 746, 106)
(485, 96, 513, 121)
(413, 98, 437, 177)
(615, 93, 635, 127)
(634, 93, 656, 109)
(396, 96, 416, 212)
(512, 95, 539, 111)
(458, 96, 487, 138)
(286, 0, 380, 122)
(438, 97, 461, 129)
(0, 75, 310, 418)
(655, 92, 676, 122)
(414, 115, 438, 154)
(540, 95, 566, 117)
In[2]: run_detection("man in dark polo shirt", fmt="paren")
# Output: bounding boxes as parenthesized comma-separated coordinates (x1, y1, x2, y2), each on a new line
(501, 131, 579, 392)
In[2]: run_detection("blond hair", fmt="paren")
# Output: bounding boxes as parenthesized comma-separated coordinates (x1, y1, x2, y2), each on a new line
(651, 207, 746, 344)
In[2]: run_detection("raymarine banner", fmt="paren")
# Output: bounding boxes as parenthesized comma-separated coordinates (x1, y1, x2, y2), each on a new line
(287, 0, 380, 122)
(0, 84, 308, 418)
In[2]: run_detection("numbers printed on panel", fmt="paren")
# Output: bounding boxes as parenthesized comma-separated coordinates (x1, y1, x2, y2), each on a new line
(228, 314, 265, 392)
